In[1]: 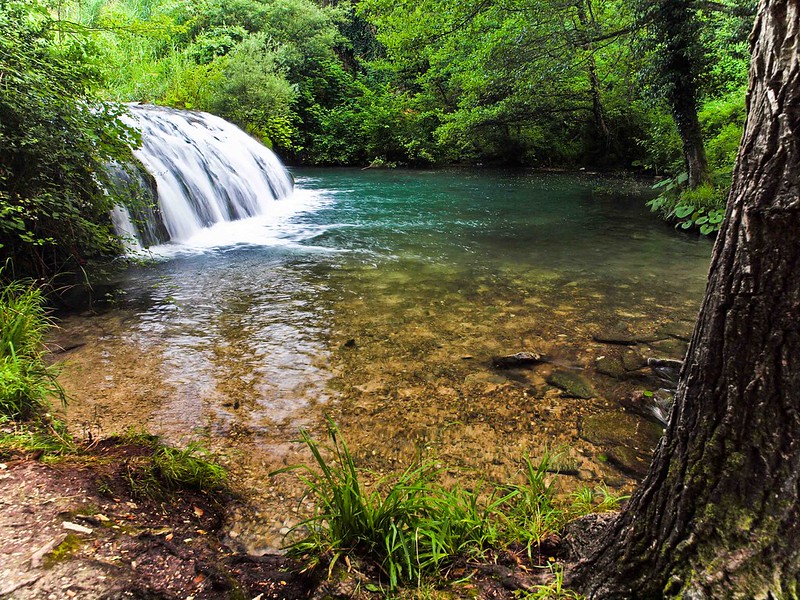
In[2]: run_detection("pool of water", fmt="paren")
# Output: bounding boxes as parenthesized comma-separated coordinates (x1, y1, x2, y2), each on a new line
(54, 168, 712, 552)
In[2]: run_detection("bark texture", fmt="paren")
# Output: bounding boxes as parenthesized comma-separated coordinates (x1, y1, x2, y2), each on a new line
(569, 1, 800, 597)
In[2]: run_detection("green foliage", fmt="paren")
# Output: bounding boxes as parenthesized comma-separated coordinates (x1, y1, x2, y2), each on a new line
(205, 34, 297, 149)
(64, 0, 751, 173)
(0, 415, 75, 460)
(0, 1, 137, 278)
(276, 422, 623, 590)
(273, 421, 446, 588)
(152, 442, 228, 493)
(120, 431, 227, 498)
(516, 564, 584, 599)
(648, 175, 726, 235)
(0, 277, 66, 418)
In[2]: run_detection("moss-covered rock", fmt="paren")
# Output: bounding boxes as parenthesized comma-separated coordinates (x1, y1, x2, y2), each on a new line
(547, 370, 596, 398)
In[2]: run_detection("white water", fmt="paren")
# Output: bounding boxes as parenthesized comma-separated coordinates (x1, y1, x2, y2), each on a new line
(117, 105, 299, 248)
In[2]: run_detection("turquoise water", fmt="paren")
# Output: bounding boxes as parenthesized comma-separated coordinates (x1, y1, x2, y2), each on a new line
(58, 168, 713, 551)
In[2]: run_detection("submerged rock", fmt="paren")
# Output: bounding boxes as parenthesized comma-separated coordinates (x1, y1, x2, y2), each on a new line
(592, 329, 638, 345)
(492, 351, 545, 369)
(595, 349, 648, 380)
(648, 337, 689, 359)
(595, 355, 627, 379)
(546, 370, 596, 399)
(622, 349, 648, 371)
(579, 412, 664, 477)
(656, 320, 695, 342)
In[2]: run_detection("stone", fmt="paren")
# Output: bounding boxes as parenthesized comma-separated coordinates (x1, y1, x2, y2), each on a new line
(595, 356, 626, 379)
(605, 445, 652, 477)
(622, 349, 648, 371)
(656, 320, 696, 342)
(62, 521, 93, 535)
(592, 329, 638, 345)
(492, 351, 545, 369)
(648, 337, 689, 359)
(547, 370, 596, 399)
(578, 411, 664, 477)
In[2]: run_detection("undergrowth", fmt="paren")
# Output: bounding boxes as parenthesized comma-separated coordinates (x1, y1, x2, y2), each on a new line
(0, 414, 75, 460)
(120, 431, 228, 499)
(273, 420, 624, 592)
(0, 276, 66, 418)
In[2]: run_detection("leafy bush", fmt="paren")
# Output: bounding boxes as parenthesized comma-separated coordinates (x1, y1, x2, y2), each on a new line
(648, 177, 726, 235)
(0, 1, 137, 279)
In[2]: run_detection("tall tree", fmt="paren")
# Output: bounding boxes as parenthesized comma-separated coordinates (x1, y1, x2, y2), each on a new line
(568, 0, 800, 596)
(641, 0, 711, 187)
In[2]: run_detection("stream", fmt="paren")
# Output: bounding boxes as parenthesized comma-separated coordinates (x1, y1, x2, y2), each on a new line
(54, 167, 713, 553)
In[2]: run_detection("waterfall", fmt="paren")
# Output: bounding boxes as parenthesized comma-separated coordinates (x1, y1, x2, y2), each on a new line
(116, 104, 294, 247)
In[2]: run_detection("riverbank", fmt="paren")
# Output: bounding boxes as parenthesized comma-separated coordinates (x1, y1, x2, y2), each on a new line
(0, 433, 598, 599)
(0, 436, 315, 599)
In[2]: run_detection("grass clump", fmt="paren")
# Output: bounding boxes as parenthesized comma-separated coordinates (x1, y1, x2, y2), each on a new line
(275, 421, 626, 591)
(120, 431, 228, 499)
(0, 277, 66, 419)
(0, 415, 75, 460)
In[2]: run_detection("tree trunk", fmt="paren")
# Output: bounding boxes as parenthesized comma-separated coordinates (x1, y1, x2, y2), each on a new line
(651, 0, 713, 187)
(575, 0, 613, 150)
(673, 88, 711, 188)
(568, 1, 800, 597)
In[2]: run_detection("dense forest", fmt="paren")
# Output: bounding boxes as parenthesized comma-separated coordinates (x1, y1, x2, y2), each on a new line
(1, 0, 754, 276)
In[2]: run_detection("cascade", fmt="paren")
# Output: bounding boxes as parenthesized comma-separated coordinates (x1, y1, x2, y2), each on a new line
(115, 104, 294, 247)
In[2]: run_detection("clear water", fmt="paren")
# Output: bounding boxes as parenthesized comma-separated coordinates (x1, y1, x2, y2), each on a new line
(56, 168, 712, 551)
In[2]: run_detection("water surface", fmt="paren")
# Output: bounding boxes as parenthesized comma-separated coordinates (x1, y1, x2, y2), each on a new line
(56, 169, 712, 551)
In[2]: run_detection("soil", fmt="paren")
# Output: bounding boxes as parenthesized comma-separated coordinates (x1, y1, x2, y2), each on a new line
(0, 440, 573, 600)
(0, 440, 315, 600)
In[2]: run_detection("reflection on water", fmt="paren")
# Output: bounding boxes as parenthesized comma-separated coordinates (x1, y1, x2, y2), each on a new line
(55, 169, 712, 552)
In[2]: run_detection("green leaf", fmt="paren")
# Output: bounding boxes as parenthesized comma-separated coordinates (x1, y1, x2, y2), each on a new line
(680, 221, 693, 229)
(700, 224, 714, 235)
(675, 205, 695, 218)
(695, 216, 709, 225)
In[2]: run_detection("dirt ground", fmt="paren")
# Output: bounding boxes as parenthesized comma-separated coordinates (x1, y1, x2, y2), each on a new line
(0, 440, 574, 600)
(0, 440, 315, 600)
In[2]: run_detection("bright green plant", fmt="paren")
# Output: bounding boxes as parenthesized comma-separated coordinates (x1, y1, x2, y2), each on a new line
(648, 176, 726, 235)
(273, 420, 440, 587)
(120, 430, 227, 498)
(275, 423, 602, 590)
(515, 562, 584, 599)
(500, 451, 565, 557)
(0, 277, 66, 418)
(0, 0, 138, 279)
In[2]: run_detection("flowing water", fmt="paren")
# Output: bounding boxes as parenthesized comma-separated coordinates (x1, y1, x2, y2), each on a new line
(54, 114, 713, 552)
